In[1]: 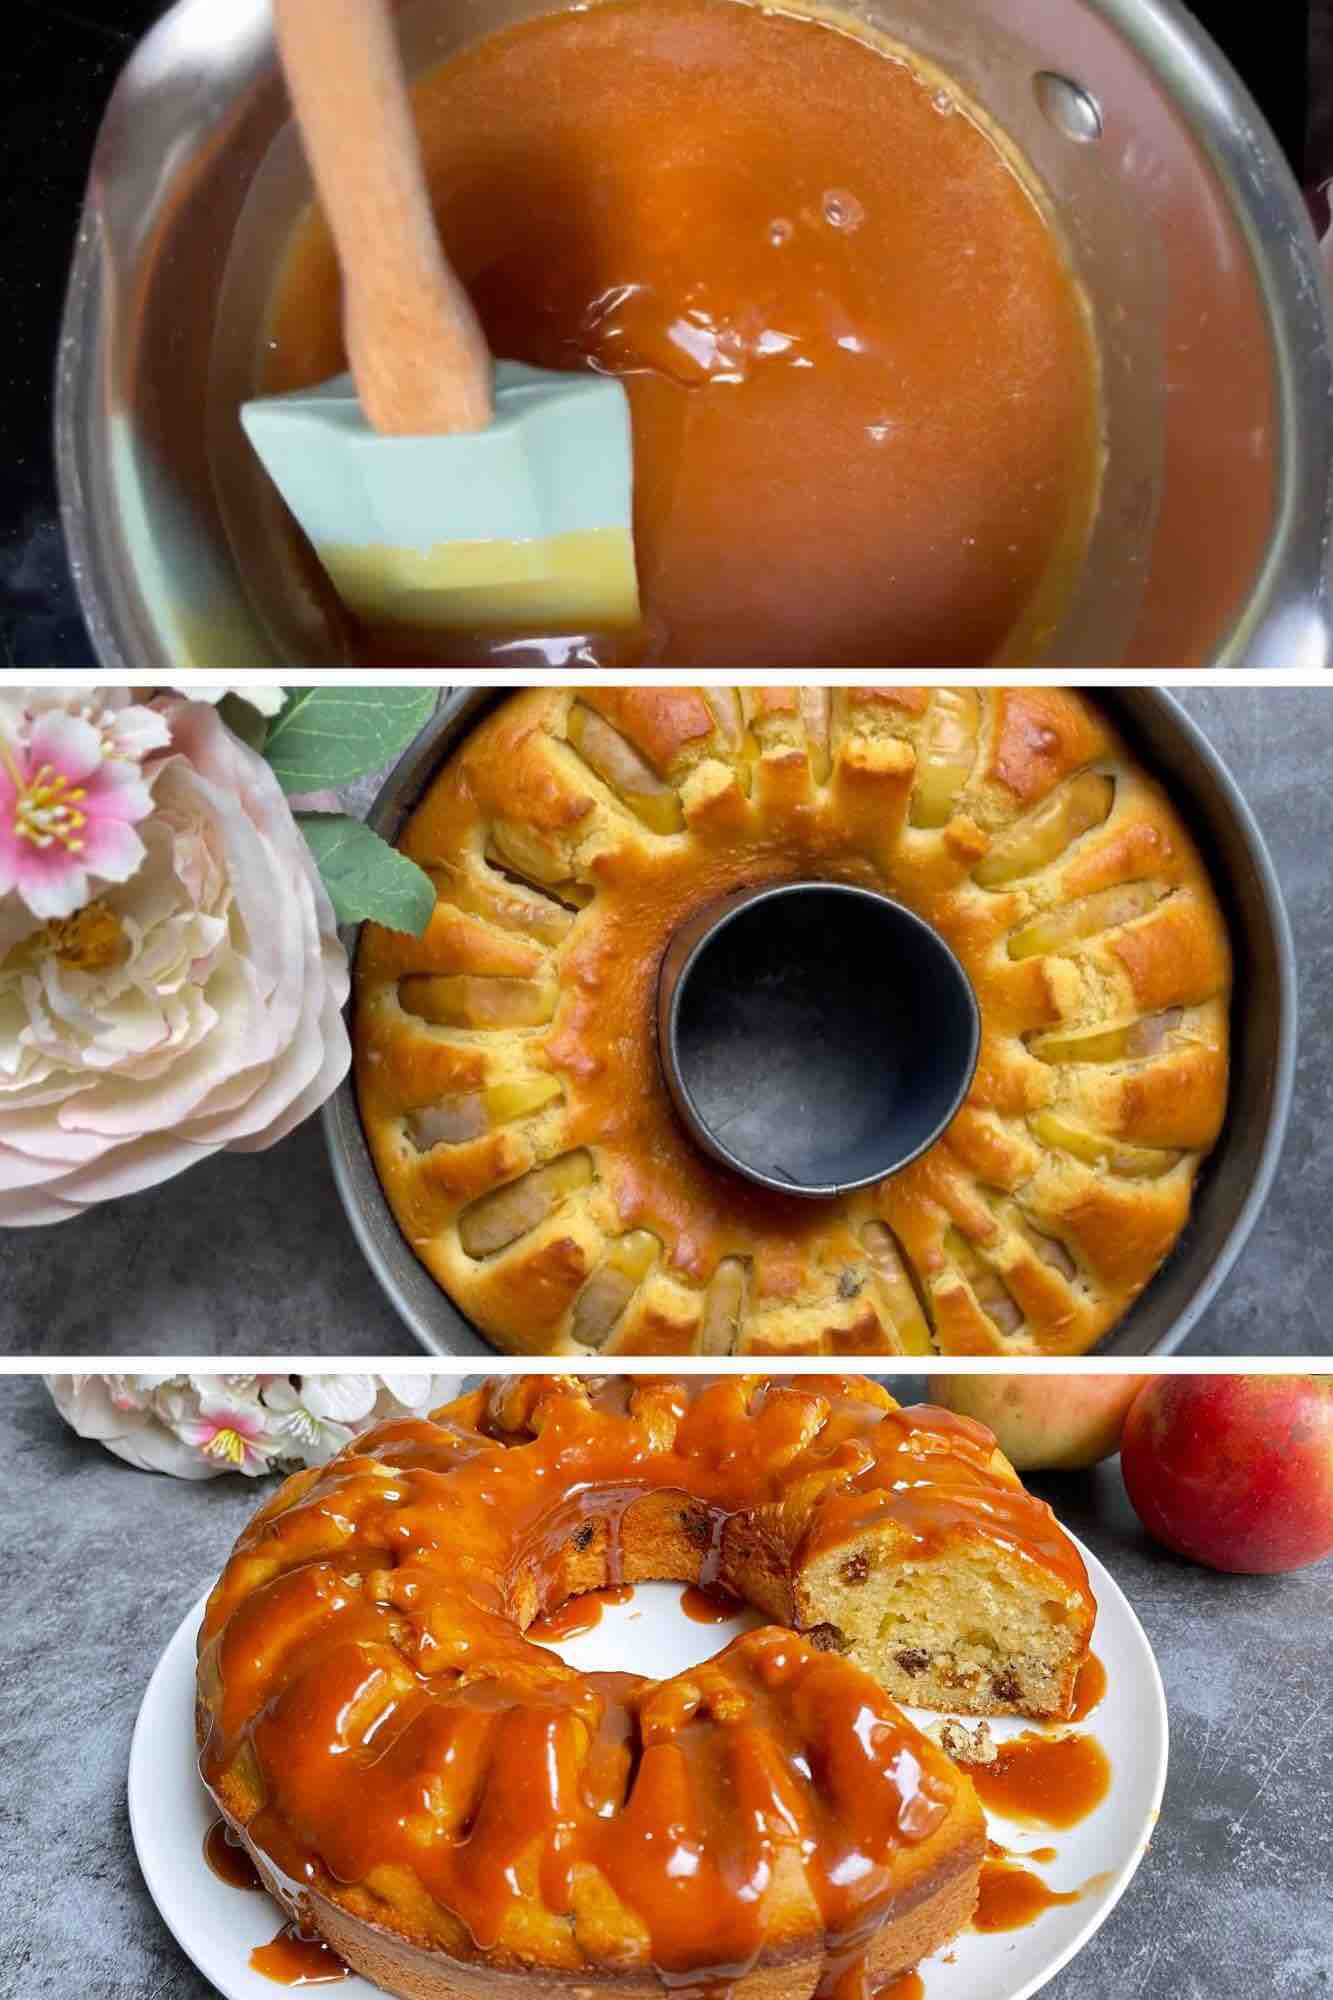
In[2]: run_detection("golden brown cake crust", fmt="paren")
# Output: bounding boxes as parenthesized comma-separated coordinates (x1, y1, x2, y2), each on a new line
(197, 1379, 1046, 1998)
(354, 687, 1231, 1354)
(254, 1850, 983, 2000)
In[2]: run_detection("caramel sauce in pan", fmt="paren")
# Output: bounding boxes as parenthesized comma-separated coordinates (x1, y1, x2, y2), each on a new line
(681, 1583, 744, 1624)
(250, 1925, 352, 1985)
(528, 1584, 636, 1642)
(199, 1378, 1089, 1996)
(1068, 1653, 1108, 1723)
(263, 0, 1100, 669)
(960, 1731, 1111, 1831)
(972, 1861, 1080, 1934)
(203, 1816, 262, 1891)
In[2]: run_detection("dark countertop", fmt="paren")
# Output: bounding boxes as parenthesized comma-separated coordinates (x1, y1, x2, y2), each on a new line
(1, 0, 1323, 667)
(2, 685, 1331, 1360)
(4, 1373, 1331, 1998)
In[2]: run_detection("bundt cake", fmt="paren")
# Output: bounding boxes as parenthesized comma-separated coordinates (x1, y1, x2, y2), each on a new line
(354, 686, 1231, 1357)
(197, 1376, 1095, 1999)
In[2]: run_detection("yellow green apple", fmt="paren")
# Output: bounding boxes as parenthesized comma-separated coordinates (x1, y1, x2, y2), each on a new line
(930, 1373, 1152, 1470)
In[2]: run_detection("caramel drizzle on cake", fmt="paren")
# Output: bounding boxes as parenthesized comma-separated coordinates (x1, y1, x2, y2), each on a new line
(198, 1379, 1094, 2000)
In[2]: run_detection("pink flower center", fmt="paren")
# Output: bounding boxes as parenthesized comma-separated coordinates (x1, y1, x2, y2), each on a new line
(3, 746, 91, 854)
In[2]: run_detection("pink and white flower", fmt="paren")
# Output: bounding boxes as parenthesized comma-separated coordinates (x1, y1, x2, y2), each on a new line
(0, 693, 166, 923)
(1, 695, 350, 1224)
(44, 1374, 465, 1479)
(175, 1390, 275, 1473)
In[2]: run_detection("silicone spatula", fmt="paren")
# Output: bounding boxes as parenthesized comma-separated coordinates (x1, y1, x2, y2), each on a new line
(241, 0, 640, 640)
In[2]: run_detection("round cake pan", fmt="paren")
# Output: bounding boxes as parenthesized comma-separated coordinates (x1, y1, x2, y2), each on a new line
(656, 882, 982, 1198)
(323, 689, 1297, 1360)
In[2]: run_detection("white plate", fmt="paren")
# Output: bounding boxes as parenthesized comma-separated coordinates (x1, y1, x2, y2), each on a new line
(130, 1534, 1166, 2000)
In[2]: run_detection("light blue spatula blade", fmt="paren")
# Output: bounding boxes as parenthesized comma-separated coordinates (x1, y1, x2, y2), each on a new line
(241, 360, 639, 630)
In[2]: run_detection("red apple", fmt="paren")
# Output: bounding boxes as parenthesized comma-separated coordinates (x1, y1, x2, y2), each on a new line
(1120, 1375, 1333, 1574)
(932, 1373, 1151, 1470)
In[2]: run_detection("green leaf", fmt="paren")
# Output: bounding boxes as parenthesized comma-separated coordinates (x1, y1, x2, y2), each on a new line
(298, 814, 436, 934)
(265, 688, 439, 794)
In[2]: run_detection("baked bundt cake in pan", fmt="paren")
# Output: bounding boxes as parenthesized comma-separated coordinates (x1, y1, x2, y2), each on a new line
(354, 687, 1232, 1356)
(197, 1376, 1095, 1999)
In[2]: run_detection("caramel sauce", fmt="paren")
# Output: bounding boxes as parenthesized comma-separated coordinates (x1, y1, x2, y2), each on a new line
(262, 0, 1100, 669)
(250, 1925, 352, 1986)
(199, 1378, 1087, 1995)
(528, 1584, 635, 1642)
(1069, 1653, 1108, 1723)
(873, 1972, 925, 2000)
(203, 1816, 262, 1891)
(972, 1861, 1080, 1934)
(960, 1731, 1111, 1831)
(681, 1583, 744, 1624)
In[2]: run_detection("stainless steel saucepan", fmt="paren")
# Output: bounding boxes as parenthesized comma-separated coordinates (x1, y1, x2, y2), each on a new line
(58, 0, 1333, 671)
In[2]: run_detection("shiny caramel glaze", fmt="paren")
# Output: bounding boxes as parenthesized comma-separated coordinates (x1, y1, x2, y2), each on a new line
(681, 1583, 744, 1624)
(251, 1925, 353, 1985)
(1068, 1654, 1108, 1724)
(262, 0, 1100, 669)
(971, 1862, 1080, 1935)
(199, 1377, 1099, 1993)
(355, 685, 1232, 1357)
(958, 1731, 1111, 1831)
(205, 1816, 263, 1891)
(528, 1583, 635, 1642)
(873, 1975, 925, 2000)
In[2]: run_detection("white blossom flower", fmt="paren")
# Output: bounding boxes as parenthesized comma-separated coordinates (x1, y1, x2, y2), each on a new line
(261, 1375, 378, 1461)
(45, 1374, 466, 1479)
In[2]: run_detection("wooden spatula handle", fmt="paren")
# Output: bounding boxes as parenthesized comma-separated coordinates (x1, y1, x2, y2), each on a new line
(273, 0, 492, 435)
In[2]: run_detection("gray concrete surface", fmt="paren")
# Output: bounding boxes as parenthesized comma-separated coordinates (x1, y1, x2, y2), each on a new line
(3, 1373, 1330, 1998)
(0, 688, 1330, 1358)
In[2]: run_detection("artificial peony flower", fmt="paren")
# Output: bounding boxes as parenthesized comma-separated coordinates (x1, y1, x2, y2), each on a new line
(45, 1374, 465, 1479)
(0, 697, 350, 1224)
(0, 691, 166, 923)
